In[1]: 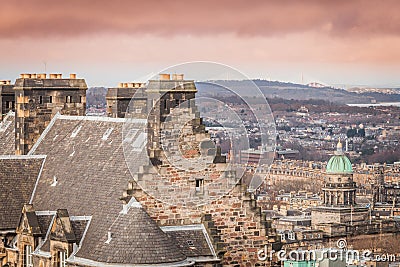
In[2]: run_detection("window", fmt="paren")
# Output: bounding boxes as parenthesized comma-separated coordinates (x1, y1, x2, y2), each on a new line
(66, 96, 72, 103)
(57, 251, 67, 267)
(287, 230, 295, 240)
(39, 96, 43, 104)
(280, 232, 286, 241)
(195, 179, 204, 193)
(49, 96, 53, 103)
(23, 245, 33, 267)
(79, 96, 82, 103)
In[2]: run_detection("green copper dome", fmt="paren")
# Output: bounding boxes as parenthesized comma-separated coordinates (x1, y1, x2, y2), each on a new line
(326, 140, 353, 174)
(326, 154, 353, 174)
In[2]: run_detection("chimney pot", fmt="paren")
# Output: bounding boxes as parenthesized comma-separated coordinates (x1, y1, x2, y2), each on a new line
(50, 73, 57, 79)
(57, 74, 62, 79)
(118, 82, 123, 88)
(176, 74, 184, 80)
(70, 73, 76, 79)
(159, 73, 170, 80)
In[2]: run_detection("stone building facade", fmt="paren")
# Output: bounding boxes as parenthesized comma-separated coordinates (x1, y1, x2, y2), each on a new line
(2, 72, 399, 267)
(106, 82, 145, 118)
(312, 141, 369, 226)
(0, 73, 283, 267)
(0, 80, 14, 120)
(14, 73, 87, 155)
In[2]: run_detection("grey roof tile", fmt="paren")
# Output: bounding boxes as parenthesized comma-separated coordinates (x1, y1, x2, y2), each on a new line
(0, 112, 15, 155)
(0, 156, 45, 230)
(166, 229, 214, 258)
(30, 116, 187, 265)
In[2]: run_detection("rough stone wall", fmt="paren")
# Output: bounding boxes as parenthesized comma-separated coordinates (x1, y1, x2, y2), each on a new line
(126, 178, 276, 266)
(33, 256, 51, 267)
(106, 87, 143, 118)
(3, 249, 18, 267)
(14, 82, 86, 155)
(122, 83, 278, 265)
(0, 84, 15, 120)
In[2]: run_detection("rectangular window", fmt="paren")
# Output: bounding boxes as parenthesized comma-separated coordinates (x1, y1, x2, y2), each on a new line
(66, 96, 72, 103)
(24, 245, 33, 267)
(195, 179, 204, 193)
(49, 96, 53, 103)
(79, 96, 82, 103)
(59, 251, 67, 267)
(39, 96, 43, 104)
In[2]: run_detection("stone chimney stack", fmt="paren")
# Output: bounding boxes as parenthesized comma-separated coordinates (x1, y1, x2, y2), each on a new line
(14, 73, 87, 155)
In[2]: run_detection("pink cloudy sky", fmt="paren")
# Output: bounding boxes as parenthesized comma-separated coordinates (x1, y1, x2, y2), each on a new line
(1, 0, 399, 87)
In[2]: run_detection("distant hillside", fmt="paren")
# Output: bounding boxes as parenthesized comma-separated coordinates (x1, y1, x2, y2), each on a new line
(87, 87, 107, 107)
(86, 81, 400, 107)
(197, 80, 400, 104)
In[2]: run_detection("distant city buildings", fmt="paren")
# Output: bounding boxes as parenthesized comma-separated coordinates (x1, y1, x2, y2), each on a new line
(0, 72, 399, 267)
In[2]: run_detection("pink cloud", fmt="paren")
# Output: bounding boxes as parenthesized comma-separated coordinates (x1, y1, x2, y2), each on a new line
(0, 0, 399, 38)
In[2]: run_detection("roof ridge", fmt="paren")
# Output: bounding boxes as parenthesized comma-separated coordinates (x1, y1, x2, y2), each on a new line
(0, 155, 46, 160)
(28, 112, 61, 155)
(58, 115, 147, 124)
(2, 110, 15, 121)
(29, 156, 47, 204)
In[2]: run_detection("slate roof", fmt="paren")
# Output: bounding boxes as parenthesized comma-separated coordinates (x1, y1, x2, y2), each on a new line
(161, 225, 216, 259)
(0, 155, 45, 230)
(36, 213, 54, 235)
(70, 218, 90, 246)
(34, 212, 91, 255)
(73, 200, 187, 265)
(0, 112, 15, 155)
(29, 115, 191, 266)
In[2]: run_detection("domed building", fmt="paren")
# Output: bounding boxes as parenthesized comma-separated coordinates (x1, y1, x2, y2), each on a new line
(312, 141, 369, 234)
(324, 140, 356, 206)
